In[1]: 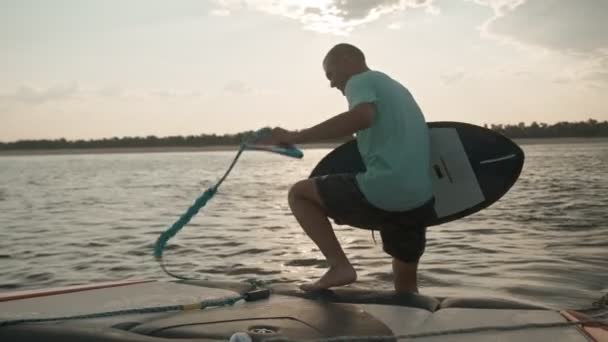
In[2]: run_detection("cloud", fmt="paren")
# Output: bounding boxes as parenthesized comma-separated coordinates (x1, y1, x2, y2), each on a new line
(1, 83, 79, 105)
(213, 0, 438, 34)
(97, 85, 124, 98)
(551, 53, 608, 87)
(472, 0, 608, 85)
(584, 56, 608, 84)
(0, 84, 208, 107)
(210, 8, 231, 17)
(223, 80, 252, 94)
(440, 69, 466, 85)
(479, 0, 608, 53)
(149, 89, 205, 98)
(388, 22, 403, 30)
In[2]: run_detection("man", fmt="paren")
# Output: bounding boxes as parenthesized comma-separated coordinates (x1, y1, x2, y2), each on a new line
(257, 43, 434, 293)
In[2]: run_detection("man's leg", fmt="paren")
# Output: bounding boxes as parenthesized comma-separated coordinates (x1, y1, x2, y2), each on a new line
(288, 179, 356, 291)
(381, 224, 427, 294)
(392, 258, 419, 293)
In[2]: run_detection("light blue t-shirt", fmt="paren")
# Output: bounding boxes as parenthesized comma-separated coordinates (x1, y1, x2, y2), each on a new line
(346, 70, 433, 211)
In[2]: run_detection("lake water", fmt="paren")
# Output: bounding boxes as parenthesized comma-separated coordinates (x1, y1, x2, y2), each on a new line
(1, 141, 607, 310)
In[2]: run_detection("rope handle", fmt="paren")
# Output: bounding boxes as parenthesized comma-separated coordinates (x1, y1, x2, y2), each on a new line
(154, 128, 303, 278)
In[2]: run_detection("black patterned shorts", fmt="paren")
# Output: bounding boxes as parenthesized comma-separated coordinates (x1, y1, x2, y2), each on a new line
(314, 174, 436, 263)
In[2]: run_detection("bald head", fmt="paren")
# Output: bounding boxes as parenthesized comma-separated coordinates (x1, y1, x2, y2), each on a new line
(323, 43, 366, 67)
(322, 43, 369, 96)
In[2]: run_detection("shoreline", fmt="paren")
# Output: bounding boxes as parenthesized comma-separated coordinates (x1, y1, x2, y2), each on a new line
(0, 137, 606, 157)
(0, 142, 341, 156)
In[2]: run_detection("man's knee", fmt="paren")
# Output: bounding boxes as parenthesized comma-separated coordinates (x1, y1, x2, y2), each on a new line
(288, 179, 308, 203)
(288, 180, 304, 205)
(288, 180, 323, 208)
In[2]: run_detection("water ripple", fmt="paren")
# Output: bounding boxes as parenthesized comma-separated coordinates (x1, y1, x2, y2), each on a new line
(0, 142, 607, 310)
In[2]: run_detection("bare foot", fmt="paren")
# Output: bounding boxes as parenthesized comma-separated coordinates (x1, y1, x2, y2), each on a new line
(300, 264, 357, 291)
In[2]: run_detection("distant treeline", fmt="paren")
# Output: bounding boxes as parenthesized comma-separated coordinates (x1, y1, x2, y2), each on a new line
(1, 119, 606, 151)
(0, 131, 260, 151)
(0, 129, 348, 151)
(485, 119, 608, 139)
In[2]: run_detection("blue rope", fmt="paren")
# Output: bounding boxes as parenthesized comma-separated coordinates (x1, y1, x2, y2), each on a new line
(153, 147, 243, 260)
(154, 129, 302, 279)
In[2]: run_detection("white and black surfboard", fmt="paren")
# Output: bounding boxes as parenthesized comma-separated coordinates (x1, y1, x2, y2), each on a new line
(309, 121, 525, 226)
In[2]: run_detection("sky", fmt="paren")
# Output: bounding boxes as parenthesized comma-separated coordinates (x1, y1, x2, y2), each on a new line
(1, 0, 607, 141)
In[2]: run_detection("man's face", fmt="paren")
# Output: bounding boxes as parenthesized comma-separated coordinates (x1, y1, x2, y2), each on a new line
(323, 55, 350, 95)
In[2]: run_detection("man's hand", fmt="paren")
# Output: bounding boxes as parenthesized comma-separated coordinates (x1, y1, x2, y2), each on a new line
(255, 127, 298, 146)
(255, 103, 374, 146)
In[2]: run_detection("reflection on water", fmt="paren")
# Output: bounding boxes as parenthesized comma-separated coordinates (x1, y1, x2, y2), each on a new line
(0, 141, 607, 309)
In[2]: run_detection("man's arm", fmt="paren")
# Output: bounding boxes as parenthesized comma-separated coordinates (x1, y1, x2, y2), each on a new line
(293, 103, 375, 143)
